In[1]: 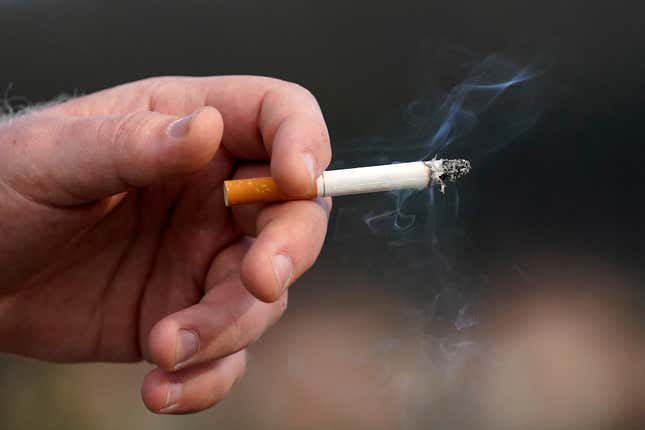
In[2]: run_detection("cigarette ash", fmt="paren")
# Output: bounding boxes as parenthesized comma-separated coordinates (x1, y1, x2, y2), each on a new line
(426, 158, 471, 192)
(439, 159, 471, 182)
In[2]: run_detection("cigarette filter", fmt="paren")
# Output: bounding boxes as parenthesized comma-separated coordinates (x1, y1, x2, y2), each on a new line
(223, 159, 470, 206)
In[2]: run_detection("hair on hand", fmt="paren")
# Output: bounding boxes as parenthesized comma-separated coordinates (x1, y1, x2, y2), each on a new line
(1, 84, 76, 125)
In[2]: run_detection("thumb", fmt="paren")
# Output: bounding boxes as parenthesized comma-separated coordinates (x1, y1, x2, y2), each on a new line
(2, 106, 223, 205)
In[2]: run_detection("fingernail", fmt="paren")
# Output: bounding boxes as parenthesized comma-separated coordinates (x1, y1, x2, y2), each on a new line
(303, 153, 317, 183)
(161, 383, 182, 412)
(272, 254, 293, 292)
(168, 113, 195, 138)
(175, 329, 199, 369)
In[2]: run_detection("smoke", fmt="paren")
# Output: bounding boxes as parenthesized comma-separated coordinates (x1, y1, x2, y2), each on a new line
(334, 54, 547, 162)
(332, 53, 549, 246)
(333, 53, 549, 250)
(304, 53, 553, 428)
(414, 55, 543, 161)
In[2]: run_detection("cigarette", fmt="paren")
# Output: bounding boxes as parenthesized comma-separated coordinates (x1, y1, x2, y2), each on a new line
(223, 158, 471, 206)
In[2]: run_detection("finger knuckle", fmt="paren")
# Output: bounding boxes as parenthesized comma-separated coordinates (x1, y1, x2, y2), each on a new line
(136, 75, 169, 87)
(112, 111, 156, 168)
(147, 77, 176, 111)
(267, 79, 319, 105)
(112, 112, 142, 149)
(149, 77, 202, 114)
(220, 307, 247, 351)
(285, 81, 317, 101)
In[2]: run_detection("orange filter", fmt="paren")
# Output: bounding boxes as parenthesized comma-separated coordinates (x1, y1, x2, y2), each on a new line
(224, 177, 318, 206)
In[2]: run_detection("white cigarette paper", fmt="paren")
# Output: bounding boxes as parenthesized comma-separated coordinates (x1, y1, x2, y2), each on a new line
(316, 159, 468, 197)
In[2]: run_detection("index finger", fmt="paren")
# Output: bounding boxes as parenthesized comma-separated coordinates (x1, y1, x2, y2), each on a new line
(195, 76, 331, 195)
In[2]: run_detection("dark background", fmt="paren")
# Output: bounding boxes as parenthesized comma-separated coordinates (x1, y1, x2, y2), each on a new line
(3, 0, 644, 277)
(1, 0, 645, 428)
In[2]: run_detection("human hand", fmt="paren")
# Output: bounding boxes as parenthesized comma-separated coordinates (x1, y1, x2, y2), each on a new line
(0, 76, 331, 413)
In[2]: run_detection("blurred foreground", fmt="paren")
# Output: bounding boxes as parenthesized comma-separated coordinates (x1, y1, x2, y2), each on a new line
(1, 262, 644, 430)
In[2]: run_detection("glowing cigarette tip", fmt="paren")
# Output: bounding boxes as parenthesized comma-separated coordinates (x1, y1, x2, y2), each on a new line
(425, 158, 471, 192)
(224, 158, 471, 206)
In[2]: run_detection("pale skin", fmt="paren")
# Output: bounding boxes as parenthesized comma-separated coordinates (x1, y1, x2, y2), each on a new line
(0, 76, 332, 414)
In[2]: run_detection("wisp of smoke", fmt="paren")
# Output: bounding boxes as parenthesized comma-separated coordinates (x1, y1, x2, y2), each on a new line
(333, 54, 548, 242)
(311, 53, 552, 427)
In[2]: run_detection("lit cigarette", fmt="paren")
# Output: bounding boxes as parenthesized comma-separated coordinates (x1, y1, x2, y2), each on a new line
(223, 159, 471, 206)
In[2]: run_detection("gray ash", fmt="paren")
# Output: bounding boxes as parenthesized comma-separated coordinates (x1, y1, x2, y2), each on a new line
(442, 159, 471, 182)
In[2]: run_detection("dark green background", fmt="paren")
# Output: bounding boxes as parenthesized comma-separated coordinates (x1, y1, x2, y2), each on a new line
(2, 0, 643, 278)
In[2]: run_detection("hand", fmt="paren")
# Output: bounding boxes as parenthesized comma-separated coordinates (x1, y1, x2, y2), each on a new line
(0, 76, 331, 413)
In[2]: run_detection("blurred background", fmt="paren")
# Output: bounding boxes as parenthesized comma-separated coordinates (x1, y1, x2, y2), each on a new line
(1, 0, 645, 429)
